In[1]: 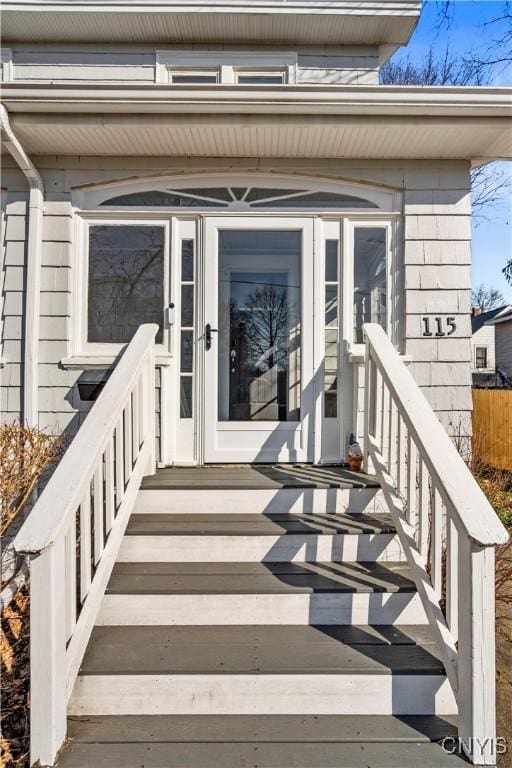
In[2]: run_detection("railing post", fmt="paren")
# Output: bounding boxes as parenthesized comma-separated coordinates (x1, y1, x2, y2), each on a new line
(458, 537, 497, 765)
(145, 346, 156, 476)
(363, 339, 372, 473)
(30, 538, 67, 767)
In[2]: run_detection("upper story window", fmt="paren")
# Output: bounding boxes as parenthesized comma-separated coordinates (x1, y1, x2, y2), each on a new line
(170, 70, 220, 84)
(235, 71, 287, 85)
(156, 52, 297, 85)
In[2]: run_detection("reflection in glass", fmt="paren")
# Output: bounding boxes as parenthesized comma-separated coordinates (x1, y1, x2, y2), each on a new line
(181, 239, 194, 281)
(353, 227, 387, 343)
(324, 240, 339, 419)
(171, 74, 218, 84)
(180, 377, 193, 418)
(179, 239, 195, 420)
(181, 285, 194, 327)
(181, 331, 194, 373)
(237, 74, 285, 85)
(88, 225, 164, 344)
(218, 230, 301, 422)
(252, 192, 378, 209)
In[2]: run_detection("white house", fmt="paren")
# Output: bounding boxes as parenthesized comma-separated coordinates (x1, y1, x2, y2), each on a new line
(471, 305, 512, 386)
(1, 2, 510, 767)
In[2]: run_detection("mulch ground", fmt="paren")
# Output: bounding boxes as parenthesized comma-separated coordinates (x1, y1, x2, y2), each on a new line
(1, 585, 30, 768)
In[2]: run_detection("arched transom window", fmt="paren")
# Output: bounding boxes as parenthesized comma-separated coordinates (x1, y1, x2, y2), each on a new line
(77, 176, 394, 211)
(99, 186, 379, 210)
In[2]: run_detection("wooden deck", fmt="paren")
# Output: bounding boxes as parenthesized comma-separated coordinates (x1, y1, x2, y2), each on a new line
(142, 464, 379, 490)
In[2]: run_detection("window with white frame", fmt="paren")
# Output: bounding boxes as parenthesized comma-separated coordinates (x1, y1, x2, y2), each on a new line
(156, 52, 297, 84)
(169, 70, 220, 84)
(349, 222, 391, 346)
(235, 70, 287, 85)
(73, 178, 397, 362)
(475, 346, 488, 369)
(79, 221, 169, 353)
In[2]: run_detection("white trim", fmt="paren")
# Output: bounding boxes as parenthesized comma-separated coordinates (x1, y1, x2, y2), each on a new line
(485, 306, 512, 325)
(1, 48, 13, 82)
(74, 173, 393, 211)
(60, 355, 172, 369)
(73, 216, 171, 358)
(202, 215, 315, 463)
(4, 1, 422, 14)
(343, 218, 394, 349)
(0, 189, 7, 371)
(156, 51, 297, 85)
(4, 83, 511, 117)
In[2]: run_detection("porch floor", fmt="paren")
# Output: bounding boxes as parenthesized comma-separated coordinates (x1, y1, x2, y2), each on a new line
(142, 464, 379, 490)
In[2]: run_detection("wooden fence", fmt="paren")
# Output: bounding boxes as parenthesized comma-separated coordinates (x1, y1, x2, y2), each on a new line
(472, 389, 512, 471)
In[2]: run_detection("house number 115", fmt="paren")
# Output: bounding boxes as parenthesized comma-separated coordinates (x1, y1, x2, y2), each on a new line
(422, 317, 456, 337)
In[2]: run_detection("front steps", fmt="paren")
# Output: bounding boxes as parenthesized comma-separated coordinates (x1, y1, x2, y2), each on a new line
(60, 471, 463, 768)
(97, 560, 426, 625)
(118, 511, 404, 562)
(62, 715, 466, 768)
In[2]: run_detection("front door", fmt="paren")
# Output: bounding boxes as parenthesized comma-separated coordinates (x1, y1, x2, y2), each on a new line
(203, 217, 315, 463)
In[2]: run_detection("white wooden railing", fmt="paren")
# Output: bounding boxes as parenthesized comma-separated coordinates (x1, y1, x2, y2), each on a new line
(363, 323, 508, 767)
(13, 324, 158, 768)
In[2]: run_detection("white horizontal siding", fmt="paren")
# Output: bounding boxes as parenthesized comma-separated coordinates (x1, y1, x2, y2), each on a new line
(12, 50, 155, 82)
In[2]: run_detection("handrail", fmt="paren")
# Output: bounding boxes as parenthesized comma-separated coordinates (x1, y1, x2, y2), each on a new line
(13, 323, 158, 767)
(364, 324, 507, 547)
(14, 324, 158, 555)
(363, 323, 508, 767)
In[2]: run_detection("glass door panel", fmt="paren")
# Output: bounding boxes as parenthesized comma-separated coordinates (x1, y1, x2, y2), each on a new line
(203, 217, 314, 463)
(217, 230, 301, 423)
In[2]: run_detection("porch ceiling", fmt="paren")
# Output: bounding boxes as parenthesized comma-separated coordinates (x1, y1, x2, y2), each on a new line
(2, 1, 421, 45)
(2, 84, 511, 161)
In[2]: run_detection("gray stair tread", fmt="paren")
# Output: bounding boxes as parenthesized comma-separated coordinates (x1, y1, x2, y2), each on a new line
(108, 560, 414, 594)
(80, 625, 445, 676)
(126, 512, 395, 536)
(67, 714, 458, 743)
(57, 740, 468, 767)
(86, 624, 436, 647)
(141, 464, 380, 490)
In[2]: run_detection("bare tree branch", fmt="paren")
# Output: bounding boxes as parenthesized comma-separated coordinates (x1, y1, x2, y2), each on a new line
(471, 283, 506, 311)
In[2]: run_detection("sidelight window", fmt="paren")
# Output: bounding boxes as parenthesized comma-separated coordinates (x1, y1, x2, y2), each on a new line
(353, 226, 388, 344)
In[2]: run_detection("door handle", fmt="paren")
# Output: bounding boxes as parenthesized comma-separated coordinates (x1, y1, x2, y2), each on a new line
(165, 302, 175, 326)
(205, 323, 219, 351)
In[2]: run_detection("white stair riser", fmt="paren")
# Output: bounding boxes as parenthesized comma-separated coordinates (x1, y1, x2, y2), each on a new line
(97, 592, 428, 626)
(118, 534, 404, 563)
(69, 674, 457, 717)
(134, 489, 387, 516)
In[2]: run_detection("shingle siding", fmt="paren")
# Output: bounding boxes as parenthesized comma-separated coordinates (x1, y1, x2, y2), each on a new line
(1, 155, 473, 452)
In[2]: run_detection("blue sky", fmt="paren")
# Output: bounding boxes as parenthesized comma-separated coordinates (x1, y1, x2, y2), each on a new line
(389, 1, 512, 303)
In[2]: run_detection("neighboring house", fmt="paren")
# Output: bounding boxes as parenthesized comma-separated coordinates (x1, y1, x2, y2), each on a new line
(1, 2, 510, 767)
(488, 305, 512, 380)
(471, 305, 512, 388)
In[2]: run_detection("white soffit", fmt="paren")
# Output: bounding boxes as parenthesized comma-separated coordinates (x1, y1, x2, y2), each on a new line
(2, 84, 511, 161)
(2, 1, 422, 45)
